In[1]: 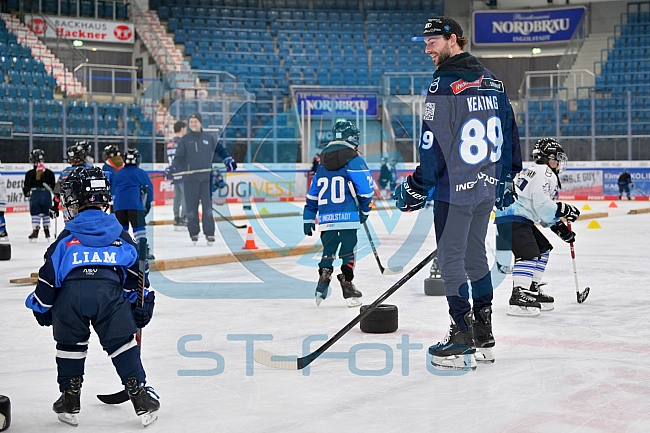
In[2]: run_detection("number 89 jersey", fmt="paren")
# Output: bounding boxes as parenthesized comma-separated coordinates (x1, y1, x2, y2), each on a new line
(418, 61, 521, 205)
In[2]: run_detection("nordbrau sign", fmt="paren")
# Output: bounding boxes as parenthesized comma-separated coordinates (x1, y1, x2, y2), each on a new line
(472, 6, 586, 46)
(295, 91, 379, 117)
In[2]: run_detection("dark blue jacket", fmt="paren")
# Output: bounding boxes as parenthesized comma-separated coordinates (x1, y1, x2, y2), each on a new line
(172, 129, 230, 182)
(25, 209, 149, 313)
(112, 165, 154, 211)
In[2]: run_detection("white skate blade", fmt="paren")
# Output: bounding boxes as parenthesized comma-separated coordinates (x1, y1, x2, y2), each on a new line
(57, 412, 79, 426)
(540, 302, 554, 311)
(315, 297, 323, 306)
(432, 353, 477, 371)
(507, 305, 541, 317)
(140, 410, 158, 427)
(474, 347, 495, 363)
(173, 226, 183, 232)
(346, 297, 362, 307)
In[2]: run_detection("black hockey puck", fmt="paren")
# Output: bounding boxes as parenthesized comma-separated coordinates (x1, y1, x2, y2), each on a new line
(0, 244, 10, 261)
(424, 277, 445, 296)
(0, 394, 10, 432)
(359, 304, 398, 333)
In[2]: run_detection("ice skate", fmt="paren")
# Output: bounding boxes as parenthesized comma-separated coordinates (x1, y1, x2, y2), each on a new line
(507, 287, 541, 317)
(53, 376, 81, 427)
(429, 312, 477, 371)
(529, 282, 554, 311)
(126, 377, 160, 427)
(337, 274, 362, 307)
(472, 306, 495, 363)
(28, 226, 40, 242)
(43, 226, 51, 241)
(0, 231, 8, 242)
(173, 216, 184, 232)
(191, 235, 198, 245)
(315, 268, 332, 306)
(206, 235, 215, 246)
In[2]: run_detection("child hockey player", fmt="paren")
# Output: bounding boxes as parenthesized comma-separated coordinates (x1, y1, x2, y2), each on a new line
(50, 143, 93, 221)
(23, 149, 56, 241)
(495, 138, 580, 317)
(25, 166, 159, 427)
(303, 120, 373, 307)
(0, 168, 7, 242)
(113, 148, 154, 260)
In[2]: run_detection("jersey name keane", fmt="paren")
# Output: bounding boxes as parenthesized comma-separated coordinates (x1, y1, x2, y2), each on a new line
(467, 95, 499, 112)
(71, 250, 117, 265)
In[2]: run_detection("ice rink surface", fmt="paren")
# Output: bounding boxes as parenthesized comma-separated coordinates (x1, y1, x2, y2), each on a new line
(1, 200, 649, 433)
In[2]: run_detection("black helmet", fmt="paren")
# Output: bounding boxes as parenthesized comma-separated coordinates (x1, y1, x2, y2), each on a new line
(102, 144, 122, 161)
(29, 148, 45, 164)
(332, 120, 360, 146)
(532, 137, 567, 173)
(60, 166, 111, 220)
(66, 143, 87, 165)
(124, 148, 141, 166)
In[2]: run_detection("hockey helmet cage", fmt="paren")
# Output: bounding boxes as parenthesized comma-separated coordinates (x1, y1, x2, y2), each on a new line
(29, 148, 45, 164)
(532, 137, 567, 173)
(66, 143, 87, 164)
(124, 148, 141, 166)
(102, 144, 122, 161)
(332, 120, 360, 146)
(60, 166, 111, 220)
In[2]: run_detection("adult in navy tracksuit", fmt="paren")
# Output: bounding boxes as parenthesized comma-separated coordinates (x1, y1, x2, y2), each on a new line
(618, 170, 634, 200)
(171, 112, 237, 244)
(25, 167, 159, 427)
(112, 148, 154, 259)
(304, 120, 373, 307)
(394, 17, 522, 370)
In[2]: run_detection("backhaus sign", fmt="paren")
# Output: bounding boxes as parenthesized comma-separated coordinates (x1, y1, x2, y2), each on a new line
(26, 15, 134, 43)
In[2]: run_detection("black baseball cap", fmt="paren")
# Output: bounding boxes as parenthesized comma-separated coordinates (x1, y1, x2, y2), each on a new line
(411, 17, 463, 42)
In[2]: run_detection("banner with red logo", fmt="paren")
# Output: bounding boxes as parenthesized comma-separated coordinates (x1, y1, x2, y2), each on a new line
(25, 15, 134, 44)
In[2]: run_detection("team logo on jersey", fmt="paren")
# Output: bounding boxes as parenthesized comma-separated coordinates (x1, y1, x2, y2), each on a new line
(451, 76, 483, 95)
(423, 103, 436, 121)
(110, 239, 123, 247)
(66, 238, 82, 247)
(83, 268, 98, 276)
(203, 140, 209, 145)
(479, 78, 504, 92)
(429, 77, 440, 93)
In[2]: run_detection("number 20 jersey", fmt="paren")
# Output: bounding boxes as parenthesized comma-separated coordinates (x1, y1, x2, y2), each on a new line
(418, 54, 522, 205)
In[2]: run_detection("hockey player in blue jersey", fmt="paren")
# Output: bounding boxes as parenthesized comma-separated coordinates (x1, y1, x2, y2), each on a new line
(112, 148, 155, 260)
(50, 142, 94, 221)
(394, 17, 522, 370)
(304, 120, 374, 307)
(496, 138, 580, 317)
(25, 166, 159, 427)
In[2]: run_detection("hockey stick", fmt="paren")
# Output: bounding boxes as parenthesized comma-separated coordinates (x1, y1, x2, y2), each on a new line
(97, 238, 148, 405)
(212, 205, 247, 229)
(254, 249, 437, 370)
(567, 221, 590, 304)
(633, 185, 648, 197)
(348, 181, 403, 275)
(150, 166, 227, 179)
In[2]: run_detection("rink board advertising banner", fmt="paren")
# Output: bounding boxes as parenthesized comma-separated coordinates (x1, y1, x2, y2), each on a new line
(25, 15, 135, 43)
(295, 91, 379, 117)
(472, 6, 586, 45)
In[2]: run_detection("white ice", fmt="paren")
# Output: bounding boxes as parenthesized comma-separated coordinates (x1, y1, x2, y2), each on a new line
(1, 200, 650, 433)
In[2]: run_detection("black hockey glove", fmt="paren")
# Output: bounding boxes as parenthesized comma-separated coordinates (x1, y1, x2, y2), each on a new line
(495, 174, 517, 210)
(556, 202, 580, 222)
(304, 221, 315, 236)
(49, 196, 60, 218)
(359, 212, 368, 224)
(33, 310, 52, 327)
(551, 221, 576, 243)
(393, 175, 428, 212)
(133, 291, 155, 328)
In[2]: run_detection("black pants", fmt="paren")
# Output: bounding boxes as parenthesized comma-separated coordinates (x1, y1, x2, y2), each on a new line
(496, 221, 553, 261)
(184, 179, 214, 237)
(319, 229, 357, 281)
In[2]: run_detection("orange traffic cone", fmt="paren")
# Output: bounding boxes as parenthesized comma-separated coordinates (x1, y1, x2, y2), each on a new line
(608, 201, 618, 208)
(242, 226, 259, 250)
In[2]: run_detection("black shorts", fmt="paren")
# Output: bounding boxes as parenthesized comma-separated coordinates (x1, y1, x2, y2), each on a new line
(115, 209, 146, 229)
(496, 221, 553, 261)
